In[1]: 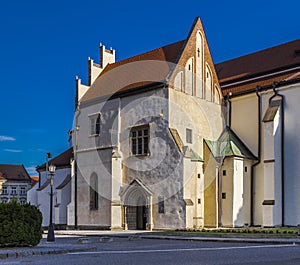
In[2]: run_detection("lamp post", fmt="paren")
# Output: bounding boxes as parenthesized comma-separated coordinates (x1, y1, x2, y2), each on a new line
(47, 164, 56, 242)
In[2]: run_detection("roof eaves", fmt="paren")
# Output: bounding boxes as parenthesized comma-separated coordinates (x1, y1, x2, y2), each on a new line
(225, 127, 257, 160)
(80, 81, 166, 108)
(56, 174, 71, 190)
(220, 64, 300, 88)
(37, 179, 50, 191)
(223, 76, 300, 98)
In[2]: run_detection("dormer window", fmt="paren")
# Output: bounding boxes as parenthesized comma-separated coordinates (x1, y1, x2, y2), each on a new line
(130, 125, 149, 156)
(89, 113, 101, 136)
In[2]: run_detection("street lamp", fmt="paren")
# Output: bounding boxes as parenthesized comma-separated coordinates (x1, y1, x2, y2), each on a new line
(47, 164, 56, 242)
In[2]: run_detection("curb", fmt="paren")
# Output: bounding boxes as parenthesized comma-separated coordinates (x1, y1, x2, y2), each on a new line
(0, 247, 96, 260)
(139, 235, 300, 245)
(53, 231, 300, 245)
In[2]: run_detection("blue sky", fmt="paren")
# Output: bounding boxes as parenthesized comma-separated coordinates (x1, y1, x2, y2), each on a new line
(0, 0, 299, 175)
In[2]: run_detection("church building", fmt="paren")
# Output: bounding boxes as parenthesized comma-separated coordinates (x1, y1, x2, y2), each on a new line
(68, 17, 300, 229)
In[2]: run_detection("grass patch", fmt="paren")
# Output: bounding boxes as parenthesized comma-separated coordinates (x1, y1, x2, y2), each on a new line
(150, 227, 298, 238)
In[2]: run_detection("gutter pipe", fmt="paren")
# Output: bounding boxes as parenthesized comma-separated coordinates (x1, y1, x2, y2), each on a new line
(250, 86, 262, 226)
(269, 82, 285, 226)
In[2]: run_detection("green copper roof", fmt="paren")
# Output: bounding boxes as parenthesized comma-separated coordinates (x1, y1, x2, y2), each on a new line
(204, 126, 257, 160)
(190, 148, 204, 162)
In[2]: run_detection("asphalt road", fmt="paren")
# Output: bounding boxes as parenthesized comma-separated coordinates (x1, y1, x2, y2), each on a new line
(2, 238, 300, 265)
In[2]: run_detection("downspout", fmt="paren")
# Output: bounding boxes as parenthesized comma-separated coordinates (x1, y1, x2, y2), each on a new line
(217, 93, 232, 227)
(269, 82, 285, 226)
(227, 93, 232, 128)
(250, 86, 262, 226)
(74, 111, 80, 230)
(38, 171, 41, 188)
(74, 77, 81, 230)
(74, 160, 78, 230)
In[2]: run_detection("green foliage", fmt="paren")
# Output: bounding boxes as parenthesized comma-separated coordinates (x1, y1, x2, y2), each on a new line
(0, 200, 43, 247)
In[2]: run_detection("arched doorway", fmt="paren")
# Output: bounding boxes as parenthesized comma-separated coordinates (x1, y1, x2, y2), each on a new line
(126, 195, 147, 230)
(121, 179, 153, 230)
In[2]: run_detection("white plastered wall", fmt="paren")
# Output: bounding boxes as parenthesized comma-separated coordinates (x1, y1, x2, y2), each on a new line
(231, 94, 263, 225)
(231, 82, 300, 226)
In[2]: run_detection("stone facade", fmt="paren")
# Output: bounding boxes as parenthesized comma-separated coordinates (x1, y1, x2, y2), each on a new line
(73, 17, 225, 230)
(64, 17, 300, 229)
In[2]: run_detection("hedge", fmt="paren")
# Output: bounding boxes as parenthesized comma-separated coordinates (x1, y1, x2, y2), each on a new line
(0, 200, 43, 247)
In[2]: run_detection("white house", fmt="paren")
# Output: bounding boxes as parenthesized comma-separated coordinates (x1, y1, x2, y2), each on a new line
(0, 164, 32, 204)
(27, 148, 73, 228)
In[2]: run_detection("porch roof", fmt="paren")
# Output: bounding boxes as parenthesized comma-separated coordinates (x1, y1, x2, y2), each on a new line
(204, 126, 257, 160)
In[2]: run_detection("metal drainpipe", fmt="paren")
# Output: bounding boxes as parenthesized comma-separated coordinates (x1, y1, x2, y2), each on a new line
(269, 82, 285, 226)
(74, 160, 78, 229)
(250, 86, 262, 226)
(74, 110, 81, 230)
(38, 171, 41, 188)
(228, 94, 232, 128)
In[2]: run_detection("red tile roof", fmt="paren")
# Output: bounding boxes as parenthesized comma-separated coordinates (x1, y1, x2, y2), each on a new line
(0, 164, 31, 182)
(36, 147, 73, 172)
(81, 40, 185, 102)
(216, 39, 300, 84)
(79, 28, 300, 101)
(31, 176, 39, 182)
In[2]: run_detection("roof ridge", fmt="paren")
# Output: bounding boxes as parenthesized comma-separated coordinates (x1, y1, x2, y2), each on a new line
(36, 147, 73, 170)
(216, 38, 300, 66)
(111, 39, 186, 67)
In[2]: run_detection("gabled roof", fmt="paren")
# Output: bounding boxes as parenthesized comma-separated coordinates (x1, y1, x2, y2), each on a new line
(204, 126, 256, 160)
(79, 17, 221, 104)
(36, 147, 73, 172)
(120, 178, 153, 197)
(81, 40, 185, 103)
(0, 164, 31, 182)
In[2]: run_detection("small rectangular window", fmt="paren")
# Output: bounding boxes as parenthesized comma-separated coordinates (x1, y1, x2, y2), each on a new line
(90, 114, 101, 136)
(198, 198, 201, 204)
(11, 186, 17, 195)
(20, 186, 26, 195)
(197, 173, 201, 179)
(1, 186, 8, 195)
(222, 170, 226, 176)
(131, 126, 149, 156)
(245, 166, 248, 173)
(186, 128, 192, 144)
(222, 192, 226, 199)
(158, 196, 165, 214)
